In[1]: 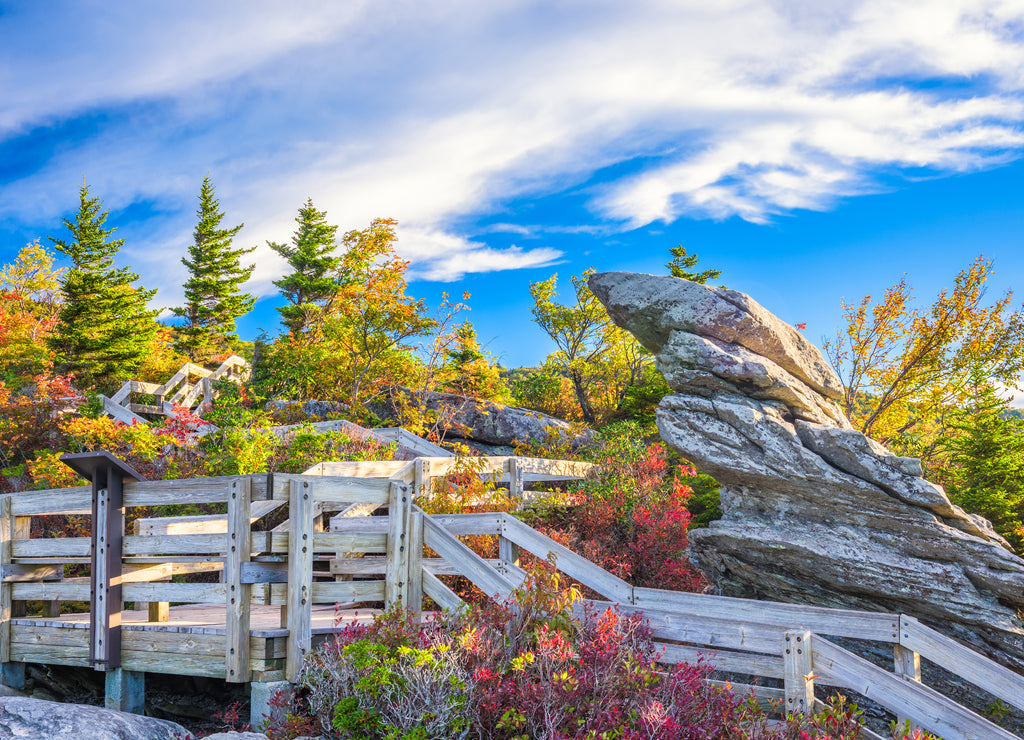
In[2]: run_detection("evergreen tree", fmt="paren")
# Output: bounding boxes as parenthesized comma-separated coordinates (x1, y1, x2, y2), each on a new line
(270, 199, 340, 335)
(48, 185, 159, 390)
(172, 176, 254, 362)
(937, 369, 1024, 551)
(666, 245, 723, 285)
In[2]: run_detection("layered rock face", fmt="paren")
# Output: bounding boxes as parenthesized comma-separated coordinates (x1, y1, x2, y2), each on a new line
(590, 271, 1024, 670)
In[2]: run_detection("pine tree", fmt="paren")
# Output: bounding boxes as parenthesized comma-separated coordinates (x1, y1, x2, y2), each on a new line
(666, 245, 723, 285)
(172, 176, 254, 363)
(270, 199, 340, 335)
(48, 185, 159, 390)
(938, 368, 1024, 551)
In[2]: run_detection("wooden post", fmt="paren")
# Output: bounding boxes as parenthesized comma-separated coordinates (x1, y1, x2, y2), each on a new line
(0, 497, 12, 671)
(286, 478, 313, 683)
(60, 452, 143, 673)
(893, 643, 922, 734)
(413, 458, 428, 497)
(11, 518, 29, 618)
(385, 482, 410, 608)
(406, 509, 423, 619)
(105, 667, 144, 714)
(507, 458, 523, 503)
(784, 630, 815, 716)
(226, 477, 252, 683)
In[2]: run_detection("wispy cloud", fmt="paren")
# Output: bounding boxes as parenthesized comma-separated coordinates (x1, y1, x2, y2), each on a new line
(2, 0, 1024, 301)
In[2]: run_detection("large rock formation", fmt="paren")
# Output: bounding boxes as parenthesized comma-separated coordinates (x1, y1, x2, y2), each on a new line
(590, 271, 1024, 671)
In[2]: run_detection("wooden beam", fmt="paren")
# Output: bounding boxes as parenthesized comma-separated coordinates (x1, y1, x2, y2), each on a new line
(225, 477, 252, 683)
(784, 630, 815, 715)
(286, 478, 313, 683)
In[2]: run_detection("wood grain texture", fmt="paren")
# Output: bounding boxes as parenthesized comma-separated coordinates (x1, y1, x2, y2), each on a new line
(225, 478, 252, 683)
(286, 478, 313, 683)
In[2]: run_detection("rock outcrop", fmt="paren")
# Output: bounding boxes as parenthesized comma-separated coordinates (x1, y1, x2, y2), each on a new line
(0, 697, 190, 739)
(590, 271, 1024, 671)
(385, 390, 593, 451)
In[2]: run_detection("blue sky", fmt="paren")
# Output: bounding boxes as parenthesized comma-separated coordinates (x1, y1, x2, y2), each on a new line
(2, 1, 1024, 369)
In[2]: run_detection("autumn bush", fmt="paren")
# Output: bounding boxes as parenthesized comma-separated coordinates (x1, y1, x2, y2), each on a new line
(260, 564, 884, 740)
(523, 421, 712, 592)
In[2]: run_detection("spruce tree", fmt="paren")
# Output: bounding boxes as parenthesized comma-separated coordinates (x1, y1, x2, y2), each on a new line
(666, 245, 723, 285)
(173, 176, 254, 362)
(48, 185, 159, 390)
(270, 198, 340, 335)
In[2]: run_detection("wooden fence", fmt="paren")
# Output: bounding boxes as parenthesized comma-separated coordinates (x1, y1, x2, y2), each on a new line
(2, 452, 1022, 740)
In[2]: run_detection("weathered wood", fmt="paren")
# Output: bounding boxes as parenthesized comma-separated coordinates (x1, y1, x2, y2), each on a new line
(225, 478, 252, 683)
(654, 642, 785, 678)
(422, 516, 515, 602)
(105, 667, 144, 714)
(148, 602, 169, 622)
(784, 631, 815, 715)
(90, 472, 125, 671)
(102, 396, 149, 425)
(273, 473, 390, 505)
(121, 583, 227, 602)
(407, 509, 423, 618)
(506, 458, 523, 500)
(121, 649, 225, 678)
(584, 599, 785, 655)
(812, 635, 1019, 740)
(632, 587, 900, 643)
(514, 457, 594, 479)
(12, 537, 91, 558)
(122, 533, 227, 556)
(501, 514, 633, 603)
(317, 460, 409, 478)
(421, 570, 464, 612)
(9, 486, 91, 516)
(241, 561, 289, 584)
(385, 482, 410, 607)
(0, 498, 11, 664)
(893, 643, 922, 734)
(0, 563, 64, 583)
(11, 583, 90, 600)
(12, 623, 90, 648)
(706, 680, 785, 706)
(899, 615, 1024, 714)
(9, 642, 91, 667)
(133, 500, 282, 536)
(286, 478, 313, 682)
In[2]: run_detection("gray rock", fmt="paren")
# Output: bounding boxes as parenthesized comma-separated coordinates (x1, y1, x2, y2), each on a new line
(202, 734, 268, 740)
(399, 391, 593, 449)
(0, 697, 190, 739)
(592, 271, 1024, 673)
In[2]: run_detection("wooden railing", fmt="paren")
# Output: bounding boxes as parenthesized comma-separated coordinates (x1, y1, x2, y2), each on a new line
(4, 453, 1022, 740)
(337, 503, 1024, 740)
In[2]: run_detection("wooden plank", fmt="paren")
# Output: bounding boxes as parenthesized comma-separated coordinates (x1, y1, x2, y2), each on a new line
(121, 649, 225, 679)
(0, 497, 11, 664)
(812, 635, 1019, 740)
(123, 476, 246, 506)
(385, 482, 410, 607)
(515, 457, 594, 479)
(899, 616, 1024, 714)
(428, 513, 504, 536)
(12, 623, 90, 648)
(706, 680, 784, 706)
(585, 599, 785, 655)
(133, 501, 282, 535)
(507, 458, 523, 500)
(632, 587, 900, 643)
(316, 461, 409, 478)
(241, 561, 288, 584)
(9, 642, 90, 667)
(122, 533, 227, 556)
(329, 517, 388, 534)
(127, 403, 164, 415)
(311, 581, 385, 604)
(11, 582, 90, 600)
(421, 570, 464, 612)
(121, 583, 227, 602)
(271, 474, 389, 506)
(422, 517, 515, 602)
(122, 629, 223, 656)
(784, 631, 815, 715)
(102, 396, 148, 425)
(154, 365, 189, 396)
(286, 478, 313, 682)
(407, 509, 423, 618)
(2, 563, 63, 582)
(225, 478, 252, 683)
(654, 643, 784, 679)
(11, 487, 91, 516)
(12, 537, 91, 558)
(110, 382, 132, 405)
(501, 514, 633, 603)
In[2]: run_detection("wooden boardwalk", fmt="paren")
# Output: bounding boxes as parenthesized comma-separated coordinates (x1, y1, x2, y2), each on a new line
(1, 450, 1022, 739)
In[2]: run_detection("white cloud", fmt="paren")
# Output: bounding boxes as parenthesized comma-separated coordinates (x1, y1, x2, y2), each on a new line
(3, 0, 1024, 300)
